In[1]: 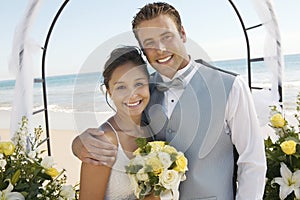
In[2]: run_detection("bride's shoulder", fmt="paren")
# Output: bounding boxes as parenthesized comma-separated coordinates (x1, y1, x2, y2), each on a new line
(99, 123, 118, 147)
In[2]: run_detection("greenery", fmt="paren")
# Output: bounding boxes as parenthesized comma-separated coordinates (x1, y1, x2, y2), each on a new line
(264, 93, 300, 200)
(0, 116, 79, 200)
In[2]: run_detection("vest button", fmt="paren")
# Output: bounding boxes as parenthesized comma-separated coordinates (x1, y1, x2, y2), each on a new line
(168, 129, 173, 133)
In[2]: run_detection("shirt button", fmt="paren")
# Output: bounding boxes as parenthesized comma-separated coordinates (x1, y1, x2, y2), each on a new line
(168, 129, 172, 133)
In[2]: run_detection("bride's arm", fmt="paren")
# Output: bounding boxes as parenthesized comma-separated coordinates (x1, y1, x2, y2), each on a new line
(79, 163, 111, 200)
(78, 131, 117, 200)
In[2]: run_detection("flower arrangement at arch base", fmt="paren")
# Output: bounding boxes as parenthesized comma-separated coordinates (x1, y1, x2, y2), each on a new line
(125, 138, 188, 200)
(264, 93, 300, 200)
(0, 116, 78, 200)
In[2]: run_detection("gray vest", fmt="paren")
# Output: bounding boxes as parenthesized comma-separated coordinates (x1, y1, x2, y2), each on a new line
(146, 60, 237, 200)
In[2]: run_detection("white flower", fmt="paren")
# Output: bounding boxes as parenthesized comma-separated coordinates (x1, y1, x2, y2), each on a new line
(136, 169, 149, 181)
(0, 183, 24, 200)
(0, 159, 7, 168)
(159, 169, 181, 190)
(131, 155, 145, 166)
(272, 162, 300, 199)
(41, 156, 55, 169)
(59, 185, 75, 199)
(158, 151, 172, 169)
(27, 150, 36, 159)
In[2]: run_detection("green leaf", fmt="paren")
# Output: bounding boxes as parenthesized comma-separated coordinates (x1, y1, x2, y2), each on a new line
(11, 169, 21, 185)
(135, 138, 147, 149)
(125, 164, 143, 174)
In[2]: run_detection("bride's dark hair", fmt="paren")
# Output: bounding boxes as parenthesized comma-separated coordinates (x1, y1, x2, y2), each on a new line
(101, 45, 149, 112)
(103, 46, 148, 89)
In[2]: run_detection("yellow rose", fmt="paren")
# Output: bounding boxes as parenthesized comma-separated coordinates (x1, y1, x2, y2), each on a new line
(149, 141, 165, 152)
(45, 167, 59, 178)
(0, 141, 15, 156)
(174, 153, 188, 172)
(163, 145, 177, 155)
(146, 156, 163, 175)
(280, 140, 297, 155)
(270, 113, 285, 128)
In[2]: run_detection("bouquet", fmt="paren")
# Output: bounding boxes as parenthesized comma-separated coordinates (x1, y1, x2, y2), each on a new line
(0, 116, 78, 200)
(264, 93, 300, 200)
(125, 138, 188, 200)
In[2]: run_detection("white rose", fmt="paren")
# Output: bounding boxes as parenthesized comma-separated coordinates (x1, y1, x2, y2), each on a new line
(159, 170, 181, 190)
(60, 185, 75, 199)
(136, 169, 149, 181)
(41, 156, 55, 169)
(0, 159, 7, 168)
(158, 151, 172, 169)
(132, 155, 145, 166)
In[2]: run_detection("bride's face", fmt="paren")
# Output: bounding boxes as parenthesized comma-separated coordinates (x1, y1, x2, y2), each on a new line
(108, 61, 150, 118)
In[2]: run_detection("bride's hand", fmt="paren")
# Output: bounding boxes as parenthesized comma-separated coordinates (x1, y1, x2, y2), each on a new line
(143, 193, 160, 200)
(72, 128, 117, 166)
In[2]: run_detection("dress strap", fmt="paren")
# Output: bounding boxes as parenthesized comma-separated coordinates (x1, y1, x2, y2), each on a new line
(106, 121, 121, 145)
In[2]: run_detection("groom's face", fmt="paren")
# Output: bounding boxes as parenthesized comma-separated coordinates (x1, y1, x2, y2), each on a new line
(135, 15, 189, 79)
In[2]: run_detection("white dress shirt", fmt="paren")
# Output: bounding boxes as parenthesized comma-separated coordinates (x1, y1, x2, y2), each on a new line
(159, 59, 267, 199)
(160, 61, 197, 118)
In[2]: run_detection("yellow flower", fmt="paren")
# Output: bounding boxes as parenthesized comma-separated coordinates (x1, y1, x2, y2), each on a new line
(163, 145, 177, 154)
(149, 141, 165, 152)
(174, 153, 188, 172)
(45, 167, 59, 178)
(146, 156, 163, 175)
(280, 140, 297, 155)
(270, 113, 285, 128)
(0, 141, 15, 156)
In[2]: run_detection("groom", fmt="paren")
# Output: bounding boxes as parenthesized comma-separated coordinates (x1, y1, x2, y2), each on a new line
(72, 2, 266, 199)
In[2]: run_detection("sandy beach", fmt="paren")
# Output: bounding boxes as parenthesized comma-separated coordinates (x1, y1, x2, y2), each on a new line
(0, 110, 114, 186)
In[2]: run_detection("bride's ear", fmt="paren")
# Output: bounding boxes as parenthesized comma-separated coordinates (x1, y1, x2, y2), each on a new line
(100, 83, 111, 96)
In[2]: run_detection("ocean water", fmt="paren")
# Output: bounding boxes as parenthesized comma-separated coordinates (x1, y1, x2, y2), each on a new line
(0, 54, 299, 113)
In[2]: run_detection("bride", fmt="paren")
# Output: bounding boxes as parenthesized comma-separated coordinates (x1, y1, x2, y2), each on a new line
(78, 46, 159, 200)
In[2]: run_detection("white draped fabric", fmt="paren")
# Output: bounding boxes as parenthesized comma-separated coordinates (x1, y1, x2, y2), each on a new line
(9, 0, 44, 138)
(251, 0, 283, 125)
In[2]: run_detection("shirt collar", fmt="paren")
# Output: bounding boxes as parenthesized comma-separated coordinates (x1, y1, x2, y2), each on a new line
(160, 58, 194, 82)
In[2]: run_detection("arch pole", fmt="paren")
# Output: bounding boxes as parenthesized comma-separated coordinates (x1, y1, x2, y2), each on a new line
(41, 0, 70, 156)
(227, 0, 252, 90)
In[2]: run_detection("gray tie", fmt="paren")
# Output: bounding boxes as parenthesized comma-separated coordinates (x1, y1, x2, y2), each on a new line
(156, 77, 184, 92)
(156, 65, 194, 92)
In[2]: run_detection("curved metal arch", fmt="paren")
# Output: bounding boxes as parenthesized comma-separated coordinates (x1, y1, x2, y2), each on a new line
(41, 0, 70, 156)
(227, 0, 252, 89)
(40, 0, 264, 155)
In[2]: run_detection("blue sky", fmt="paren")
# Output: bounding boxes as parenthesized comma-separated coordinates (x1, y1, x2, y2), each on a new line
(0, 0, 299, 80)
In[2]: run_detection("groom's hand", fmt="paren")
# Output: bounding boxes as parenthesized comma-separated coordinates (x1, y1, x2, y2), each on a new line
(72, 128, 117, 166)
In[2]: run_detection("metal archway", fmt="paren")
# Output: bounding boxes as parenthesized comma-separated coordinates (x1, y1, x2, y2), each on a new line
(39, 0, 282, 155)
(38, 0, 70, 156)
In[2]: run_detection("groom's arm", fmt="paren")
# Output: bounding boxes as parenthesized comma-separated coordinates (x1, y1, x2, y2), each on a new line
(72, 128, 117, 166)
(226, 76, 267, 199)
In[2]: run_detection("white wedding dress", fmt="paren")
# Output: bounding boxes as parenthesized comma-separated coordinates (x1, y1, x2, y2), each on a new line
(104, 122, 136, 200)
